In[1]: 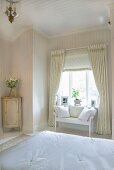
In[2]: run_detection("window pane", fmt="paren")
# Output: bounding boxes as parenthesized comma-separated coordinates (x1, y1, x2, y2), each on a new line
(71, 71, 86, 105)
(58, 71, 69, 96)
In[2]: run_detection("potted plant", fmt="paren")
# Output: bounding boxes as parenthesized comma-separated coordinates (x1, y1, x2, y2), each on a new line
(72, 88, 81, 105)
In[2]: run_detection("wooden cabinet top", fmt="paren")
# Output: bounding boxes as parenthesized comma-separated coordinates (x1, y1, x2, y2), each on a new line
(1, 97, 22, 99)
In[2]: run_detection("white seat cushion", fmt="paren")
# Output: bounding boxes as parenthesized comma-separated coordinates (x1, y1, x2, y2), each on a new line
(54, 106, 70, 118)
(69, 105, 84, 117)
(79, 107, 96, 122)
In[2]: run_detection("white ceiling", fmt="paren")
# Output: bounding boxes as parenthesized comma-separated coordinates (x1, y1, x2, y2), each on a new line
(0, 0, 113, 40)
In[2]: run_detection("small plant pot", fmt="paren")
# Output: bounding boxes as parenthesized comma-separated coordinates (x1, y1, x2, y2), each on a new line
(74, 99, 81, 106)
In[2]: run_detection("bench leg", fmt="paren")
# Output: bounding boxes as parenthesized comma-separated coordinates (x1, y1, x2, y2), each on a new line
(89, 118, 93, 137)
(89, 124, 91, 137)
(55, 117, 56, 131)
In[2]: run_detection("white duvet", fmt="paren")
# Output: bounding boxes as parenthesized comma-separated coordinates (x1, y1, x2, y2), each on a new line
(0, 131, 114, 170)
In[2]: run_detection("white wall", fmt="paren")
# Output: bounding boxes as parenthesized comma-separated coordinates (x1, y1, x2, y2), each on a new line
(33, 30, 48, 131)
(12, 29, 33, 133)
(0, 38, 11, 137)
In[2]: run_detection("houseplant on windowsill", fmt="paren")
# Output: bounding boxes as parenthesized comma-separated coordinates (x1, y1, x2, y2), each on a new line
(72, 88, 81, 106)
(5, 77, 19, 97)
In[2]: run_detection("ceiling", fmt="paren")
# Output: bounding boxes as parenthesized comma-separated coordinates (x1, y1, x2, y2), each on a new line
(0, 0, 113, 40)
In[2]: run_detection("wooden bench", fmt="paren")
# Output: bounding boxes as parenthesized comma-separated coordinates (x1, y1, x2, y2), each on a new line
(54, 109, 97, 137)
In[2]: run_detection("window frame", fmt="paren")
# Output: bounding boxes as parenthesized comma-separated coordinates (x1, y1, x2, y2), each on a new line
(59, 69, 99, 106)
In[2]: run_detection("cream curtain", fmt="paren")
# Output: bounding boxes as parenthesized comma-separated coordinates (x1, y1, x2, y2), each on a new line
(48, 50, 65, 126)
(88, 44, 111, 134)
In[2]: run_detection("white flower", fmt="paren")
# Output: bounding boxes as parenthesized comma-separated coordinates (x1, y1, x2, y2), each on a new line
(5, 78, 19, 89)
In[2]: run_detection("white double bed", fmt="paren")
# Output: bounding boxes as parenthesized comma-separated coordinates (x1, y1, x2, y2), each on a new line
(0, 131, 114, 170)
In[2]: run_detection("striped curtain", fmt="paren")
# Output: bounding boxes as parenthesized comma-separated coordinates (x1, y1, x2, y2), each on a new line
(48, 50, 65, 126)
(88, 44, 111, 134)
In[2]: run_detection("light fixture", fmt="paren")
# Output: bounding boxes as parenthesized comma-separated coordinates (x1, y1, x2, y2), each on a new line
(4, 0, 20, 23)
(108, 20, 111, 25)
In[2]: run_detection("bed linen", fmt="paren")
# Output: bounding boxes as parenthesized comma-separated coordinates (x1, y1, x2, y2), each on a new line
(0, 131, 114, 170)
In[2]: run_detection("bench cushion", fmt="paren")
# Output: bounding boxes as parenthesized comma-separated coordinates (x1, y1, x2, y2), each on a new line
(79, 107, 96, 122)
(69, 105, 84, 117)
(54, 106, 70, 118)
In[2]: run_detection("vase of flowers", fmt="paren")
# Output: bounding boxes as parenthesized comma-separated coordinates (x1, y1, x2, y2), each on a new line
(5, 78, 19, 97)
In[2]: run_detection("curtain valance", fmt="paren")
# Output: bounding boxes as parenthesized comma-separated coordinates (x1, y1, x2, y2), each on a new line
(64, 48, 91, 71)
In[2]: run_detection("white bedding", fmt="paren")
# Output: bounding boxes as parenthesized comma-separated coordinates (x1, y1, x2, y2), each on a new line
(0, 131, 114, 170)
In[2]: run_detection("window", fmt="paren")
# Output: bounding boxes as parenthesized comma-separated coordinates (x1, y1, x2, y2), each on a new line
(58, 70, 99, 106)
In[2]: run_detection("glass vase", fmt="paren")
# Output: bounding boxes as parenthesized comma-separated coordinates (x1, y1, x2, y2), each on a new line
(9, 88, 16, 97)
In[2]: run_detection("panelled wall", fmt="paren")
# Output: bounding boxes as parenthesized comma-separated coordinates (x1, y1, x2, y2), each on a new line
(0, 38, 11, 137)
(33, 30, 48, 131)
(11, 29, 33, 133)
(48, 29, 110, 50)
(11, 29, 48, 133)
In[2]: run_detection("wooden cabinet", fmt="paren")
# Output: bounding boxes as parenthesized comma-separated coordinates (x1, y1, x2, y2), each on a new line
(2, 97, 22, 130)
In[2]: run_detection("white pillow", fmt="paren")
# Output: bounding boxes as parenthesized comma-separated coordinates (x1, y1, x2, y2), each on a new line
(79, 107, 96, 122)
(69, 105, 84, 117)
(54, 106, 70, 118)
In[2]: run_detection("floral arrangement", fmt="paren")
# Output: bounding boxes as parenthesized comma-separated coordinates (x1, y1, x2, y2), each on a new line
(5, 77, 18, 96)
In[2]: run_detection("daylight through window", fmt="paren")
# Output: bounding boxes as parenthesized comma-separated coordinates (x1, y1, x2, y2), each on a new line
(57, 70, 99, 107)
